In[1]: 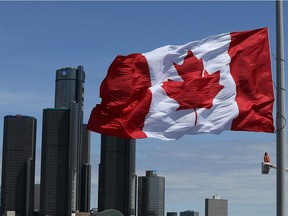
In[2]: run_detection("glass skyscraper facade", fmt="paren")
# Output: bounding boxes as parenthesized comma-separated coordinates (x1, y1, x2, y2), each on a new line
(40, 66, 90, 215)
(98, 135, 136, 216)
(1, 115, 37, 216)
(40, 108, 70, 216)
(138, 170, 165, 216)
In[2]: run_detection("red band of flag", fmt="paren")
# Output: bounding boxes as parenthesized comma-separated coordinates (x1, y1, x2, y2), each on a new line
(87, 28, 274, 140)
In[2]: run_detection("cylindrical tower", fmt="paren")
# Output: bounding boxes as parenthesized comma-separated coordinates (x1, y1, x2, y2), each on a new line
(55, 66, 85, 109)
(138, 170, 165, 216)
(1, 115, 37, 216)
(98, 135, 136, 216)
(54, 66, 89, 212)
(40, 108, 70, 216)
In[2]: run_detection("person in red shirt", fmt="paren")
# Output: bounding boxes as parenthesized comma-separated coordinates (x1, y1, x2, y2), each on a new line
(264, 152, 270, 163)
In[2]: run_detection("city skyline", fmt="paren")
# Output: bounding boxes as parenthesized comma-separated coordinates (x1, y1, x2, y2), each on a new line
(0, 1, 287, 216)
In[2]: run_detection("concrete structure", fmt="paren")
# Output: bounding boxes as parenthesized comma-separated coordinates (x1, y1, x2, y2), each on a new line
(205, 195, 228, 216)
(75, 212, 90, 216)
(138, 170, 165, 216)
(4, 211, 15, 216)
(1, 115, 36, 216)
(98, 135, 136, 216)
(34, 184, 40, 212)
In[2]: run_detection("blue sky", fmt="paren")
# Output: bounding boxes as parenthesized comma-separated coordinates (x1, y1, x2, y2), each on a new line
(0, 1, 287, 216)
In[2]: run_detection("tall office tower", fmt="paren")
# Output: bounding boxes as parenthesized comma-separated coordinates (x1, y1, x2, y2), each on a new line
(138, 170, 165, 216)
(180, 210, 199, 216)
(205, 195, 228, 216)
(40, 108, 70, 216)
(98, 135, 136, 216)
(1, 115, 37, 216)
(40, 66, 90, 215)
(54, 66, 90, 212)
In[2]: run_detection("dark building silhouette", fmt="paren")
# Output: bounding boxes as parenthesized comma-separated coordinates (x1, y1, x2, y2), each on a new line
(40, 65, 91, 215)
(205, 196, 228, 216)
(98, 135, 136, 216)
(80, 124, 91, 212)
(138, 170, 165, 216)
(40, 108, 70, 216)
(1, 115, 37, 216)
(167, 212, 177, 216)
(180, 210, 199, 216)
(54, 65, 87, 212)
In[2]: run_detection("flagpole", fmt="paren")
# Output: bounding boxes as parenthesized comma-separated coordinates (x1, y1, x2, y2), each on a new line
(276, 1, 286, 216)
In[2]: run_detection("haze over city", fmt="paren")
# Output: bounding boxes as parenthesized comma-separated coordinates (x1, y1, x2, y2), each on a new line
(0, 1, 287, 216)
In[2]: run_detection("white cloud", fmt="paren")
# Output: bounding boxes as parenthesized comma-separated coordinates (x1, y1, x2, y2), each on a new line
(136, 136, 281, 216)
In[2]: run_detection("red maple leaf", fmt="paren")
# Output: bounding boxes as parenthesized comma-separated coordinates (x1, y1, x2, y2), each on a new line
(162, 50, 224, 111)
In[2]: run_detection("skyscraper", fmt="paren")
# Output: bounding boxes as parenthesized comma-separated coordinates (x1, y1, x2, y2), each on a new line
(56, 66, 91, 212)
(98, 135, 136, 216)
(1, 115, 37, 216)
(40, 66, 90, 215)
(205, 195, 228, 216)
(138, 170, 165, 216)
(40, 108, 70, 216)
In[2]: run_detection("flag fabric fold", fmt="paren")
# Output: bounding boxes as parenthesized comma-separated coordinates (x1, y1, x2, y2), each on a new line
(87, 27, 274, 140)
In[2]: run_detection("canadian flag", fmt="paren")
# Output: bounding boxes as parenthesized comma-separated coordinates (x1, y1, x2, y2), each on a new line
(87, 28, 274, 140)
